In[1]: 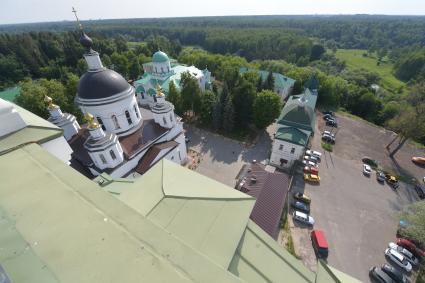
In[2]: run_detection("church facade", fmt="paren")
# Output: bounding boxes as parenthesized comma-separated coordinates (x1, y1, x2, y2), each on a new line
(134, 51, 212, 106)
(269, 77, 318, 170)
(46, 32, 187, 179)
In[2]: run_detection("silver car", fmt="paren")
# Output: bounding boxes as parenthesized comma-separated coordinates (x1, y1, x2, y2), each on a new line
(384, 248, 412, 272)
(389, 242, 419, 266)
(292, 211, 315, 226)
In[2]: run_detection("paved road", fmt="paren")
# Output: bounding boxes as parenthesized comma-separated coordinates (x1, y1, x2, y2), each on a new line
(290, 113, 420, 282)
(185, 124, 276, 187)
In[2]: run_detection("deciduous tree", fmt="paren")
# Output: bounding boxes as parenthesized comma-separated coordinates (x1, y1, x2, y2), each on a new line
(253, 90, 282, 129)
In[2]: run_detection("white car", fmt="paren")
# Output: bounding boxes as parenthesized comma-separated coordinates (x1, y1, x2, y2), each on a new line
(304, 155, 319, 163)
(305, 149, 322, 159)
(389, 242, 419, 266)
(322, 131, 335, 138)
(292, 211, 315, 226)
(385, 248, 412, 272)
(363, 164, 372, 175)
(302, 160, 317, 167)
(305, 150, 322, 160)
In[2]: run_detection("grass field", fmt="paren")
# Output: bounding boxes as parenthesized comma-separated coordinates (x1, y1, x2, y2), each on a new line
(335, 49, 405, 92)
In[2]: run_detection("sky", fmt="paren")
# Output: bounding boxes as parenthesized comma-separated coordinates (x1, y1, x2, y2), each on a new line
(1, 0, 425, 25)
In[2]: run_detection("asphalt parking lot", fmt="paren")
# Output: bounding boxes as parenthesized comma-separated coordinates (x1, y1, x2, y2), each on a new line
(291, 113, 420, 282)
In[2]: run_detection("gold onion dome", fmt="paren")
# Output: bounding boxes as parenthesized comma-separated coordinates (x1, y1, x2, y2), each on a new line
(44, 95, 57, 109)
(84, 113, 99, 129)
(156, 84, 164, 97)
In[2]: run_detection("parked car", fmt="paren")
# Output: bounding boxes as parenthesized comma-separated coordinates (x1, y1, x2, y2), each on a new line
(291, 201, 310, 213)
(305, 150, 322, 160)
(304, 166, 319, 175)
(293, 192, 311, 204)
(311, 230, 329, 259)
(321, 134, 335, 144)
(385, 174, 399, 189)
(362, 156, 378, 167)
(363, 164, 372, 176)
(376, 171, 386, 182)
(304, 173, 320, 183)
(304, 155, 319, 163)
(412, 156, 425, 166)
(326, 119, 338, 127)
(302, 160, 317, 167)
(381, 263, 408, 283)
(185, 137, 190, 143)
(397, 238, 425, 258)
(369, 266, 395, 283)
(415, 184, 425, 199)
(322, 130, 335, 137)
(292, 211, 315, 226)
(384, 248, 412, 272)
(323, 114, 333, 120)
(322, 110, 334, 116)
(389, 242, 419, 266)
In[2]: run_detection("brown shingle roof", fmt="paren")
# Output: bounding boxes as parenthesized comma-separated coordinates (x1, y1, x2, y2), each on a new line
(135, 140, 178, 174)
(236, 163, 289, 239)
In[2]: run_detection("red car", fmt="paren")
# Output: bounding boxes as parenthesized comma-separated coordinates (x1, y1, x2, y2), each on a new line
(396, 238, 425, 258)
(412, 156, 425, 166)
(304, 166, 319, 175)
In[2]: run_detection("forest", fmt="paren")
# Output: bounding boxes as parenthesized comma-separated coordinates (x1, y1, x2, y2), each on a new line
(0, 15, 424, 144)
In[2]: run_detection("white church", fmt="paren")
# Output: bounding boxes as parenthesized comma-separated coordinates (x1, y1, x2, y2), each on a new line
(45, 31, 187, 179)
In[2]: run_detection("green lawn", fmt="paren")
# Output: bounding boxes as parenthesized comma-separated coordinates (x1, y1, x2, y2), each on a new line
(335, 49, 405, 92)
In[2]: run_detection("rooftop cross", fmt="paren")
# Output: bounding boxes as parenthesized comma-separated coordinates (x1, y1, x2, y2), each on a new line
(72, 7, 83, 31)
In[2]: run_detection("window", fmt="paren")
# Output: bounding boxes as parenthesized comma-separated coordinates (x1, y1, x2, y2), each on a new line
(163, 116, 167, 125)
(161, 67, 164, 73)
(134, 104, 139, 119)
(125, 110, 132, 125)
(153, 95, 157, 103)
(112, 115, 120, 129)
(279, 144, 283, 150)
(100, 154, 107, 164)
(97, 117, 106, 130)
(291, 147, 295, 154)
(280, 158, 288, 165)
(178, 151, 181, 161)
(110, 150, 116, 160)
(169, 113, 173, 122)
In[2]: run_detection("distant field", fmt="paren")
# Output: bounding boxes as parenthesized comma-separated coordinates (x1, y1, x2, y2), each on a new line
(335, 49, 405, 92)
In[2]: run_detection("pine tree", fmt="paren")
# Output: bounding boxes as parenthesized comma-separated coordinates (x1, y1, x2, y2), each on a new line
(256, 75, 263, 92)
(263, 71, 275, 91)
(212, 100, 222, 131)
(222, 96, 235, 133)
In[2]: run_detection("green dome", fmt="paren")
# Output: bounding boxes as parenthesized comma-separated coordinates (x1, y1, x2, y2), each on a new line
(152, 51, 170, 63)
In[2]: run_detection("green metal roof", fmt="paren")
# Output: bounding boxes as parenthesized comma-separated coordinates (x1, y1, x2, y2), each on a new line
(0, 86, 20, 102)
(277, 89, 318, 132)
(239, 67, 295, 90)
(275, 126, 310, 146)
(316, 260, 362, 283)
(152, 51, 170, 63)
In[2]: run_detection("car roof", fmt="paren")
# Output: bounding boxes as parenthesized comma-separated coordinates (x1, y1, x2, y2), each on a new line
(295, 211, 307, 218)
(389, 249, 405, 262)
(311, 230, 328, 248)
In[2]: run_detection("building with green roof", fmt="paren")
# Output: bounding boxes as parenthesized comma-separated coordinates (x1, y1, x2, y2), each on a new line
(0, 86, 20, 102)
(134, 51, 212, 106)
(270, 77, 319, 169)
(0, 98, 361, 283)
(239, 67, 295, 100)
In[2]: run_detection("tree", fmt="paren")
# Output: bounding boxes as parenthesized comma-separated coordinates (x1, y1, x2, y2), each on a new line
(310, 44, 326, 61)
(180, 71, 201, 115)
(128, 60, 142, 81)
(232, 77, 256, 128)
(16, 79, 69, 119)
(399, 201, 425, 253)
(212, 100, 222, 131)
(167, 81, 182, 115)
(222, 96, 235, 133)
(386, 84, 425, 156)
(111, 52, 129, 79)
(199, 90, 216, 125)
(253, 90, 282, 129)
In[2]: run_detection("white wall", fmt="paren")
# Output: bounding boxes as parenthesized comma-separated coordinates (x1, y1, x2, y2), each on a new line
(41, 137, 73, 165)
(269, 139, 304, 169)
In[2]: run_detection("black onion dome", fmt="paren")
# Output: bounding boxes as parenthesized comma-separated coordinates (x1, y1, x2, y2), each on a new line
(77, 69, 130, 99)
(79, 32, 93, 49)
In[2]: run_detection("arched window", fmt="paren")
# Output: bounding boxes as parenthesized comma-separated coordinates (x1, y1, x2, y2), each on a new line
(163, 116, 167, 125)
(161, 67, 164, 73)
(112, 115, 120, 129)
(169, 113, 173, 122)
(125, 110, 133, 125)
(97, 117, 106, 130)
(133, 104, 139, 119)
(110, 150, 116, 160)
(99, 154, 107, 164)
